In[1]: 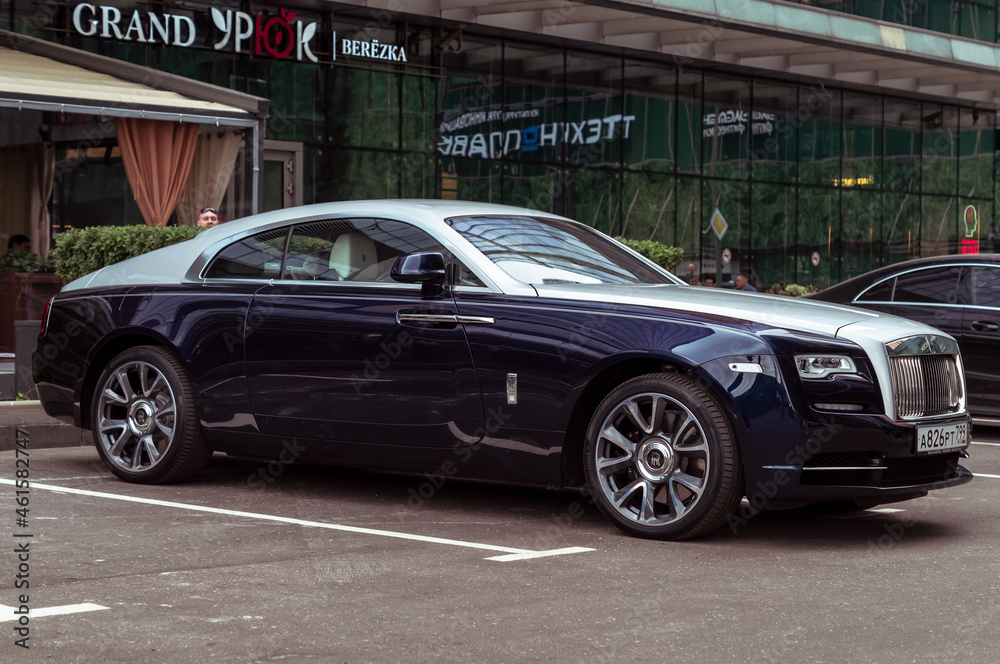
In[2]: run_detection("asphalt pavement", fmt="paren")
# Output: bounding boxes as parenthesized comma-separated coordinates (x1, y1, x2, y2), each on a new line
(1, 426, 998, 663)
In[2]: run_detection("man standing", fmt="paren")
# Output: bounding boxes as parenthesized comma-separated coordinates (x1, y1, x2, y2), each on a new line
(6, 234, 30, 252)
(734, 272, 757, 292)
(196, 207, 220, 228)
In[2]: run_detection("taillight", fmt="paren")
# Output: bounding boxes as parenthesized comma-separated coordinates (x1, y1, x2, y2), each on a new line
(39, 298, 53, 336)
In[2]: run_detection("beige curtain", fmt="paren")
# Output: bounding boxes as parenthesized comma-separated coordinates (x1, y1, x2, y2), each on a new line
(115, 118, 200, 227)
(176, 130, 244, 226)
(0, 143, 55, 254)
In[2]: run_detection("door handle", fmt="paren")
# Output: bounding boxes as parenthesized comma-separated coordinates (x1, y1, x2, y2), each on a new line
(396, 312, 495, 327)
(971, 320, 1000, 332)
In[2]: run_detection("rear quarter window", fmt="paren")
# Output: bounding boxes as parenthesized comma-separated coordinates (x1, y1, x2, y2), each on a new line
(204, 228, 289, 279)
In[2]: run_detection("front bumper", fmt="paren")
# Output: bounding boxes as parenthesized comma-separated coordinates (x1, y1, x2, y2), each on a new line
(747, 411, 973, 506)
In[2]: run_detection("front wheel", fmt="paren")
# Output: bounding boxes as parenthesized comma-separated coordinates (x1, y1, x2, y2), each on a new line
(91, 345, 211, 484)
(583, 372, 743, 540)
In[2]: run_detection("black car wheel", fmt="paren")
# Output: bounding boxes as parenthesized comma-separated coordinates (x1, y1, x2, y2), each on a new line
(91, 346, 211, 483)
(584, 373, 743, 540)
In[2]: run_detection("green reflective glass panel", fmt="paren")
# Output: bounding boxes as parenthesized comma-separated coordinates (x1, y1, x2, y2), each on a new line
(751, 82, 797, 184)
(702, 75, 750, 180)
(321, 65, 400, 150)
(884, 98, 922, 195)
(564, 52, 623, 168)
(841, 188, 883, 278)
(677, 72, 702, 175)
(401, 74, 437, 153)
(502, 162, 560, 213)
(922, 105, 959, 196)
(400, 153, 438, 199)
(958, 108, 995, 201)
(921, 194, 957, 256)
(624, 61, 676, 173)
(439, 157, 500, 204)
(842, 92, 882, 190)
(703, 178, 751, 285)
(797, 187, 840, 289)
(751, 182, 797, 288)
(619, 171, 676, 245)
(674, 176, 703, 276)
(313, 149, 398, 201)
(568, 168, 620, 236)
(882, 192, 921, 264)
(503, 43, 565, 166)
(799, 88, 841, 187)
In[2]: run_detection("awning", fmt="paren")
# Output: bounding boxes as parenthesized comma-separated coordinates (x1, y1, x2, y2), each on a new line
(331, 0, 1000, 108)
(0, 30, 268, 127)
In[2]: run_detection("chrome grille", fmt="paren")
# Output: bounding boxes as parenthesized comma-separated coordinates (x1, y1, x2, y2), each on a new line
(888, 354, 962, 419)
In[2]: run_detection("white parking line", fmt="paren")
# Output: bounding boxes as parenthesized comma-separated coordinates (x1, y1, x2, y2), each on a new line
(0, 602, 109, 622)
(973, 473, 1000, 479)
(0, 479, 594, 562)
(972, 442, 1000, 447)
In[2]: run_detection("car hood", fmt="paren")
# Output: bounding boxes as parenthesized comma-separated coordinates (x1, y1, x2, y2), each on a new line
(533, 283, 940, 344)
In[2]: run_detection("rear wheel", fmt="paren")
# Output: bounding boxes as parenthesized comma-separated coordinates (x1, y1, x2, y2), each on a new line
(584, 372, 743, 540)
(91, 346, 210, 483)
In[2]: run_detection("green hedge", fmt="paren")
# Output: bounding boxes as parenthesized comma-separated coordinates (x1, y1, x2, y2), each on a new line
(0, 249, 48, 273)
(765, 283, 820, 297)
(614, 237, 685, 271)
(54, 226, 202, 283)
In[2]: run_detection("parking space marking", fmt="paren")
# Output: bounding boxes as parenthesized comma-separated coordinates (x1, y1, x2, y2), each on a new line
(973, 473, 1000, 479)
(486, 547, 596, 562)
(972, 442, 1000, 447)
(0, 602, 108, 622)
(0, 479, 595, 562)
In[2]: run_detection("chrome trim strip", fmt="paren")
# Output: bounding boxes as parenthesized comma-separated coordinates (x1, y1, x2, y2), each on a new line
(397, 313, 459, 324)
(802, 466, 888, 471)
(854, 300, 963, 308)
(455, 315, 495, 325)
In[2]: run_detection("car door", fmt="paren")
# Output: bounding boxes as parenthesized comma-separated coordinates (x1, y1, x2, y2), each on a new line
(243, 217, 486, 447)
(962, 265, 1000, 417)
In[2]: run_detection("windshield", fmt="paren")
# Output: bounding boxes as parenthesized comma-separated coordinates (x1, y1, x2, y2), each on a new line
(447, 215, 679, 285)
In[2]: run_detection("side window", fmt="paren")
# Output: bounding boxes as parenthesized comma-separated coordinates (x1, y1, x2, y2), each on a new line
(972, 266, 1000, 308)
(286, 218, 483, 286)
(857, 278, 894, 302)
(204, 228, 288, 279)
(891, 266, 961, 304)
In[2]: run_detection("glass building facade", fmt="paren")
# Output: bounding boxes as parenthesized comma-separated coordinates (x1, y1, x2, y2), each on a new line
(797, 0, 1000, 43)
(1, 0, 996, 289)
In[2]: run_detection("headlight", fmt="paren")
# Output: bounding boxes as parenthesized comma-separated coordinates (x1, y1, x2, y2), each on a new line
(795, 355, 857, 379)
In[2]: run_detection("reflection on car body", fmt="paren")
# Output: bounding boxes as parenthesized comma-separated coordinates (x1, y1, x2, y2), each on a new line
(35, 201, 973, 539)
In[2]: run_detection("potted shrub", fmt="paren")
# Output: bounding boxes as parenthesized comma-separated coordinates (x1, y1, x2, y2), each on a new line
(0, 250, 62, 353)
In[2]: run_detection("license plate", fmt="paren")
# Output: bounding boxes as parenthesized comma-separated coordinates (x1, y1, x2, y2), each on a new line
(915, 422, 969, 455)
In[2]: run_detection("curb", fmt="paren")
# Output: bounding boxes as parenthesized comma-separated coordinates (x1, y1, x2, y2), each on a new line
(0, 400, 90, 450)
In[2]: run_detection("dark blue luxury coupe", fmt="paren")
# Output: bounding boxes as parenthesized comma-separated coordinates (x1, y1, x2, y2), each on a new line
(34, 201, 972, 539)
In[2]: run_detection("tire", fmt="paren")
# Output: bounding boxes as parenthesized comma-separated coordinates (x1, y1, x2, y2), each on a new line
(583, 372, 743, 540)
(91, 345, 211, 484)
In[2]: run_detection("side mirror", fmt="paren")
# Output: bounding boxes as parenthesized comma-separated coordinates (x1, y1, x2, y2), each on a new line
(390, 252, 447, 298)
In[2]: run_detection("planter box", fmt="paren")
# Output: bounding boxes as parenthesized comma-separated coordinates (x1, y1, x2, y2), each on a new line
(0, 272, 63, 353)
(0, 400, 89, 450)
